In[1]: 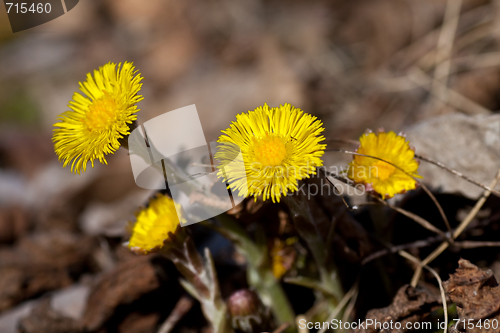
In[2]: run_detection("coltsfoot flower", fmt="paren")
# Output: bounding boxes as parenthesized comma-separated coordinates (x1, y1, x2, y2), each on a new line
(127, 194, 185, 255)
(53, 62, 143, 174)
(215, 103, 326, 203)
(347, 130, 422, 198)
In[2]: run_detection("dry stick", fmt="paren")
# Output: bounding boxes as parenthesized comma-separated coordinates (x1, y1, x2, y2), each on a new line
(371, 195, 451, 242)
(415, 154, 500, 197)
(398, 250, 448, 333)
(389, 3, 491, 71)
(157, 296, 195, 333)
(376, 66, 491, 115)
(363, 238, 500, 265)
(431, 0, 462, 109)
(408, 66, 490, 115)
(420, 183, 452, 233)
(362, 235, 443, 265)
(362, 212, 500, 265)
(444, 52, 500, 77)
(456, 241, 500, 248)
(410, 168, 500, 287)
(317, 281, 359, 333)
(418, 16, 492, 72)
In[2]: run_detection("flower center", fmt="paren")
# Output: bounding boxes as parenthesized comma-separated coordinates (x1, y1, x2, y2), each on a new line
(372, 160, 396, 181)
(83, 95, 119, 132)
(253, 134, 287, 166)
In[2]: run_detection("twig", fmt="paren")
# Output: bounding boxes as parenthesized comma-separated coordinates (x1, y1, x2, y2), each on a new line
(377, 67, 491, 115)
(398, 250, 448, 333)
(454, 240, 500, 249)
(371, 195, 451, 242)
(431, 0, 462, 109)
(390, 3, 492, 71)
(408, 66, 491, 115)
(411, 168, 500, 287)
(363, 214, 500, 265)
(416, 154, 500, 197)
(417, 15, 492, 71)
(420, 183, 452, 232)
(362, 235, 443, 265)
(157, 296, 194, 333)
(440, 52, 500, 77)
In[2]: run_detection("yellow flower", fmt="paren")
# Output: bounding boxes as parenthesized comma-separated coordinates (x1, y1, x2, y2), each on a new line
(127, 194, 186, 255)
(347, 130, 421, 198)
(215, 103, 326, 203)
(53, 62, 143, 174)
(270, 238, 296, 279)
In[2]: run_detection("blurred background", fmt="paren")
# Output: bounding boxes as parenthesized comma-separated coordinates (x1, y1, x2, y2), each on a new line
(2, 0, 500, 332)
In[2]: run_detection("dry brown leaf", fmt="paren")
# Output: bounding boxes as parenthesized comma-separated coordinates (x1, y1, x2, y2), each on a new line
(354, 284, 442, 333)
(444, 258, 500, 333)
(82, 256, 161, 331)
(18, 299, 82, 333)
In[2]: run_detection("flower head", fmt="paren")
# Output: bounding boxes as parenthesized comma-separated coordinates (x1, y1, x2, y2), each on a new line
(53, 62, 143, 174)
(127, 194, 185, 255)
(215, 103, 326, 203)
(347, 130, 421, 198)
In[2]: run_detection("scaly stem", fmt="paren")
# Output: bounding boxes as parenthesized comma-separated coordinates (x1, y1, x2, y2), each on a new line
(211, 215, 296, 331)
(283, 194, 344, 302)
(162, 236, 233, 333)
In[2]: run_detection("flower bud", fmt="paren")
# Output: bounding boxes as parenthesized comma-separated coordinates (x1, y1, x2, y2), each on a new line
(227, 289, 270, 333)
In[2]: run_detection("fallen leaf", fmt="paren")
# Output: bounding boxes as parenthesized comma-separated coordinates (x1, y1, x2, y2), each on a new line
(354, 284, 442, 333)
(444, 258, 500, 333)
(18, 299, 82, 333)
(82, 256, 161, 331)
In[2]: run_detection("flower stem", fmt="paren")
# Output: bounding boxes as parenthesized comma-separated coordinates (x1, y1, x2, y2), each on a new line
(162, 236, 233, 333)
(283, 193, 344, 302)
(210, 215, 296, 331)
